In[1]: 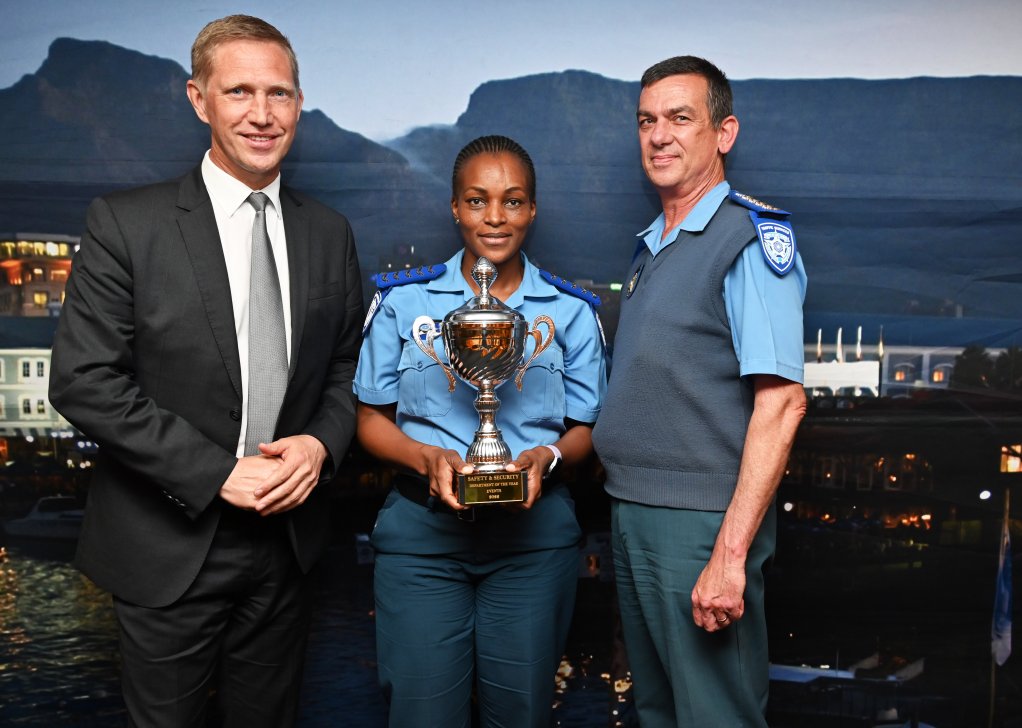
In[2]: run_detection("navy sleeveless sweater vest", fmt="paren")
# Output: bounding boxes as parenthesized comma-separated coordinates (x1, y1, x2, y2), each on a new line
(593, 199, 756, 511)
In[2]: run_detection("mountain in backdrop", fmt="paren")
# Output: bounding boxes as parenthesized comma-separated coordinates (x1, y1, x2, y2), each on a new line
(1, 38, 1020, 322)
(389, 70, 1022, 320)
(0, 38, 449, 271)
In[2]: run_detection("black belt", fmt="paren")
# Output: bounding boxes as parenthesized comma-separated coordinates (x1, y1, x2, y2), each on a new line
(394, 473, 441, 508)
(392, 473, 482, 522)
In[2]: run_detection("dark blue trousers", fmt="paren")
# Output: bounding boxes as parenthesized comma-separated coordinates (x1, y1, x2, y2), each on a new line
(374, 545, 578, 728)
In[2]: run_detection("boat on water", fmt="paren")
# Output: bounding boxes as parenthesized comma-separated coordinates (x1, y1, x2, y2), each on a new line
(2, 495, 83, 543)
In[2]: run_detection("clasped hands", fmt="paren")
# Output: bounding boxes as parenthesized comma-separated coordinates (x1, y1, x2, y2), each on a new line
(220, 434, 328, 516)
(421, 444, 556, 512)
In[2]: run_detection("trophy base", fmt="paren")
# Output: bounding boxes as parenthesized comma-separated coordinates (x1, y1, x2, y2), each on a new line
(457, 470, 527, 506)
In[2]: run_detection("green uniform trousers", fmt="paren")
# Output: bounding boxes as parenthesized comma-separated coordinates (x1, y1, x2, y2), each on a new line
(611, 498, 776, 727)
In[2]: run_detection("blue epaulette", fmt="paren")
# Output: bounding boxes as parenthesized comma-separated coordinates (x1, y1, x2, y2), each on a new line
(539, 270, 601, 307)
(372, 263, 447, 289)
(728, 189, 797, 276)
(363, 263, 447, 335)
(539, 270, 606, 350)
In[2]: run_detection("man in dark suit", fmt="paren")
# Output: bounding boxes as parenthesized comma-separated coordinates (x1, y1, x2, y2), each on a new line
(48, 15, 362, 727)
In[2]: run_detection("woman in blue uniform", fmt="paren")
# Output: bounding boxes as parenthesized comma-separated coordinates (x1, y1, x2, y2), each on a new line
(354, 135, 607, 728)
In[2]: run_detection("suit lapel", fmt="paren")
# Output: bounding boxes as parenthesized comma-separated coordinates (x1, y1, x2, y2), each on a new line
(176, 167, 243, 400)
(281, 187, 309, 380)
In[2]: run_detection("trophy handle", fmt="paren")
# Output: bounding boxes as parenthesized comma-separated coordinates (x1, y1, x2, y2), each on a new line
(412, 315, 457, 392)
(514, 314, 555, 390)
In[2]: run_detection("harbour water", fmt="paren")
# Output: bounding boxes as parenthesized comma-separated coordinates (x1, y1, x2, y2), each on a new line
(0, 526, 634, 727)
(1, 488, 1020, 727)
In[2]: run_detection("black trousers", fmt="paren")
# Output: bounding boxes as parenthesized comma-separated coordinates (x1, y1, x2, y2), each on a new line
(113, 509, 312, 728)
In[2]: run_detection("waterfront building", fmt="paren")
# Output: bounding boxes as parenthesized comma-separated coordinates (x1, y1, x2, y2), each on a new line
(0, 317, 73, 440)
(0, 233, 79, 317)
(803, 312, 1022, 398)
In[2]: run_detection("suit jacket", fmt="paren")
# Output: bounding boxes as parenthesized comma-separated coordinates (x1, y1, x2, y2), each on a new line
(49, 165, 363, 608)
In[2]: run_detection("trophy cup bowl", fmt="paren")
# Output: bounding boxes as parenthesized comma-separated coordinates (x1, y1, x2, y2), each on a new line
(413, 257, 554, 506)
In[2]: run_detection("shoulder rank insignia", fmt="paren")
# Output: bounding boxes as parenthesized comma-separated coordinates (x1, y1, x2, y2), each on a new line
(372, 263, 447, 290)
(539, 270, 606, 349)
(362, 263, 447, 336)
(728, 189, 797, 276)
(539, 270, 601, 307)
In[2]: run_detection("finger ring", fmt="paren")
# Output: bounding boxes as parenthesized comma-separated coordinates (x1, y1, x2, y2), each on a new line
(716, 614, 729, 623)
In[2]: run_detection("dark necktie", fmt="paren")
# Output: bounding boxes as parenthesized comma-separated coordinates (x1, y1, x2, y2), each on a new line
(244, 192, 288, 455)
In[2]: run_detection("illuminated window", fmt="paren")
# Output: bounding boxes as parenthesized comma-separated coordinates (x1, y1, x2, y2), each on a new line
(32, 267, 44, 277)
(1002, 445, 1022, 474)
(36, 399, 46, 414)
(50, 269, 68, 282)
(33, 292, 48, 307)
(931, 364, 953, 384)
(892, 363, 916, 383)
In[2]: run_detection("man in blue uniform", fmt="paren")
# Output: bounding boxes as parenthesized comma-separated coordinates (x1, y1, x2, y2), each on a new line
(591, 56, 808, 726)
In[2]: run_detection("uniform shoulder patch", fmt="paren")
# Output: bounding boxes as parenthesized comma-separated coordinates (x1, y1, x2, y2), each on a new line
(363, 263, 447, 335)
(539, 270, 601, 307)
(728, 190, 797, 276)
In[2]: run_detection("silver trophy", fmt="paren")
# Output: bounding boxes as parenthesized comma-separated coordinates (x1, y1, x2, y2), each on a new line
(413, 257, 554, 505)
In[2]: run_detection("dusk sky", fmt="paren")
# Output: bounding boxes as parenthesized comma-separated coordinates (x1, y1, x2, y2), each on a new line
(4, 0, 1021, 140)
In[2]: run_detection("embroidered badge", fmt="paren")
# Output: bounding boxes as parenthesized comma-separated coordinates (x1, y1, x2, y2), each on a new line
(626, 264, 644, 298)
(362, 289, 383, 336)
(594, 311, 607, 350)
(729, 189, 797, 277)
(756, 221, 796, 276)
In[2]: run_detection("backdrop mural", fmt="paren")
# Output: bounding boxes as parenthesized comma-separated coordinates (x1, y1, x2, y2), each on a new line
(2, 1, 1022, 725)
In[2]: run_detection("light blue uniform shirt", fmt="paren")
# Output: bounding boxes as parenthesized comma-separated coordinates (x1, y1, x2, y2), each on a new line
(355, 250, 607, 458)
(639, 181, 807, 384)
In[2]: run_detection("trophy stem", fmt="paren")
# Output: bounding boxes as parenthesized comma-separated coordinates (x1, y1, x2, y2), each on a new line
(466, 380, 512, 471)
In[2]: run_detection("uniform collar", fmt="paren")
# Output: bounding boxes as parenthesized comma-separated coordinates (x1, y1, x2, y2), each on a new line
(637, 180, 731, 254)
(427, 249, 556, 307)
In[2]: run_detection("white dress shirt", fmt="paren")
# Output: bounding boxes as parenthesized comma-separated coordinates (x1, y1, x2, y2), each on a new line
(201, 152, 293, 457)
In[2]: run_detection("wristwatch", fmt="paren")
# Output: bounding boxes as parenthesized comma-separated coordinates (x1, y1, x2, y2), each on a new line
(542, 444, 562, 478)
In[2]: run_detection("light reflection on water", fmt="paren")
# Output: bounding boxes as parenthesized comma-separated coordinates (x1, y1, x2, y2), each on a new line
(0, 540, 626, 727)
(0, 545, 124, 726)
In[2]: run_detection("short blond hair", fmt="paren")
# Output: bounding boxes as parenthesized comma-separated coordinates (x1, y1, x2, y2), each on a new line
(191, 15, 299, 89)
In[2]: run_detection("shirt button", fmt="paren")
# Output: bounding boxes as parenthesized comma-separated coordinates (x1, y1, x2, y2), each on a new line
(229, 408, 242, 421)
